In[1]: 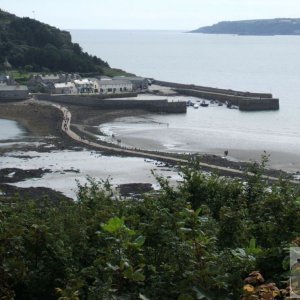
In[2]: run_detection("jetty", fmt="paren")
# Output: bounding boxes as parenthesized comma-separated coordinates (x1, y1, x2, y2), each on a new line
(153, 80, 279, 111)
(35, 93, 187, 114)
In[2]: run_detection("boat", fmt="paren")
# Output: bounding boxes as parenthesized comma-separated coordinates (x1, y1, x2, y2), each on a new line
(186, 100, 195, 107)
(226, 101, 238, 109)
(226, 101, 232, 108)
(193, 103, 199, 109)
(200, 100, 209, 107)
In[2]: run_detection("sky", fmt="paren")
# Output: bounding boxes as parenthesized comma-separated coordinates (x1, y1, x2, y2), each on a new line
(1, 0, 300, 30)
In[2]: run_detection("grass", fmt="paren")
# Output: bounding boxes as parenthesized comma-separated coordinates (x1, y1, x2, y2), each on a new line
(3, 67, 136, 85)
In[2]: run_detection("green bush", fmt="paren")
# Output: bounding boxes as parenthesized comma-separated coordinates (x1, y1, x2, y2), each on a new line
(0, 159, 299, 299)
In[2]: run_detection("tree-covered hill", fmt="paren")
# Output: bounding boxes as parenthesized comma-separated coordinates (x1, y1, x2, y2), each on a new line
(0, 9, 109, 73)
(191, 18, 300, 35)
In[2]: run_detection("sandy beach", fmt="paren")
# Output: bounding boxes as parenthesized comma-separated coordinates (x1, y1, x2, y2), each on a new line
(0, 99, 298, 200)
(0, 100, 182, 199)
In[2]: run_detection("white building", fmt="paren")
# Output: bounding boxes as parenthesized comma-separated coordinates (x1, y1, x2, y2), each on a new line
(74, 79, 95, 94)
(113, 76, 149, 92)
(54, 82, 77, 94)
(97, 79, 133, 94)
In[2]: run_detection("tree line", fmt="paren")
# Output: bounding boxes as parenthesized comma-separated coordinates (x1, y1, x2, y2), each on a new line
(0, 11, 109, 73)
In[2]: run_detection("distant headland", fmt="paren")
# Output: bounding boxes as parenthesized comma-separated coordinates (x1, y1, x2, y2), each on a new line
(190, 18, 300, 36)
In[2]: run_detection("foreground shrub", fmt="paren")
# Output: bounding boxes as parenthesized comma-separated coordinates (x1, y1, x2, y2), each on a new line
(1, 159, 299, 299)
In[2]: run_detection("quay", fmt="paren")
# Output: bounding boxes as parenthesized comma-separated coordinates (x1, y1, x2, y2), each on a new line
(153, 80, 280, 111)
(35, 93, 187, 114)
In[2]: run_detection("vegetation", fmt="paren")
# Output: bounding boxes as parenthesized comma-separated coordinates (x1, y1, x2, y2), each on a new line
(191, 18, 300, 35)
(1, 158, 299, 299)
(0, 9, 109, 73)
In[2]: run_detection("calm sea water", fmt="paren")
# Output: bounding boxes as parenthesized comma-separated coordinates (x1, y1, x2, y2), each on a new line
(70, 30, 300, 171)
(0, 119, 25, 141)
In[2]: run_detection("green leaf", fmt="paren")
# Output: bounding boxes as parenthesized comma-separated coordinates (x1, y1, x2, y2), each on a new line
(123, 266, 133, 279)
(106, 263, 120, 271)
(134, 235, 146, 248)
(195, 207, 202, 216)
(178, 294, 194, 300)
(101, 217, 124, 233)
(180, 227, 193, 232)
(249, 238, 256, 250)
(132, 270, 145, 282)
(139, 293, 150, 300)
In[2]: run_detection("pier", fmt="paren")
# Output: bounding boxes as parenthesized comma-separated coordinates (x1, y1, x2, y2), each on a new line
(36, 93, 187, 114)
(153, 80, 280, 111)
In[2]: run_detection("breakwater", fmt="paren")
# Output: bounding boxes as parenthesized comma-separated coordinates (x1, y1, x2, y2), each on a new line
(153, 80, 279, 111)
(36, 94, 186, 114)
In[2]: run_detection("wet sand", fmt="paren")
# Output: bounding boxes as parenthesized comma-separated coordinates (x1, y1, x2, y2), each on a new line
(0, 99, 296, 177)
(0, 100, 182, 199)
(0, 99, 298, 201)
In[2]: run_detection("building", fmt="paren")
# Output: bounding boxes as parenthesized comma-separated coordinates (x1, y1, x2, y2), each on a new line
(74, 79, 95, 94)
(0, 74, 16, 85)
(28, 73, 81, 93)
(0, 84, 29, 101)
(97, 79, 133, 94)
(113, 76, 149, 92)
(54, 82, 77, 94)
(33, 74, 61, 84)
(0, 74, 9, 84)
(98, 75, 112, 81)
(27, 74, 61, 93)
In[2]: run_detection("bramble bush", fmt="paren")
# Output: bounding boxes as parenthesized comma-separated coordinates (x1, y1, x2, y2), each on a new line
(1, 157, 299, 299)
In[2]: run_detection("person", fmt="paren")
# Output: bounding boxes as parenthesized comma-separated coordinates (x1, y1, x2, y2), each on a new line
(224, 150, 228, 157)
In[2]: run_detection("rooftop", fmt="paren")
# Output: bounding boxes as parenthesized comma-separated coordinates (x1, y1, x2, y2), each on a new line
(39, 74, 60, 80)
(97, 79, 132, 86)
(54, 82, 76, 88)
(98, 76, 112, 80)
(114, 76, 147, 81)
(74, 79, 93, 85)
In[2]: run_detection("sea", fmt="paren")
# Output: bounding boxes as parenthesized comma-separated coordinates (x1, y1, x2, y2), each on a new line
(69, 30, 300, 171)
(1, 30, 300, 197)
(0, 119, 25, 140)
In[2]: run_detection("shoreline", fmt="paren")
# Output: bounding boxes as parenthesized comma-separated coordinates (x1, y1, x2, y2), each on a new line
(1, 99, 298, 176)
(0, 99, 299, 200)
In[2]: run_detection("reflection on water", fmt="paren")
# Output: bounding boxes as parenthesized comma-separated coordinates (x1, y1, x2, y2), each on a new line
(0, 119, 25, 141)
(1, 150, 180, 199)
(99, 99, 300, 172)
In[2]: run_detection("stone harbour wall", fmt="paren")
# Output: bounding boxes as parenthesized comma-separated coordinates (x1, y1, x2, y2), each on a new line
(36, 94, 187, 113)
(153, 80, 273, 98)
(152, 80, 279, 111)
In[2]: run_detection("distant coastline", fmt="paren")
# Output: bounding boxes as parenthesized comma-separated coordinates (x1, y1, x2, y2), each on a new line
(190, 18, 300, 36)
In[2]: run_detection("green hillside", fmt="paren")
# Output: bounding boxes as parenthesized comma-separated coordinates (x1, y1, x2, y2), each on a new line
(0, 9, 109, 73)
(191, 18, 300, 35)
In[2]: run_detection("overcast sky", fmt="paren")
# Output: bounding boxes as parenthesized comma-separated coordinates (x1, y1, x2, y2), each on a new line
(1, 0, 300, 30)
